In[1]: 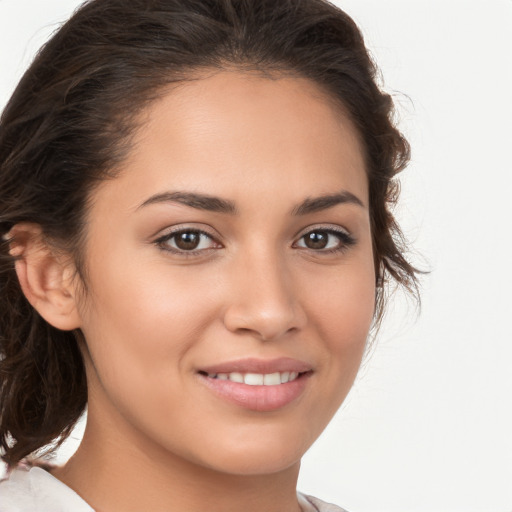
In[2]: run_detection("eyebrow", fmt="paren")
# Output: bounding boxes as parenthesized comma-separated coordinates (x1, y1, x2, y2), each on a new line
(137, 190, 365, 215)
(291, 191, 365, 215)
(137, 191, 237, 214)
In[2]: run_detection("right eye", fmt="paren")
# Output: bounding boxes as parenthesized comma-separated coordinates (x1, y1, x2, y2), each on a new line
(155, 229, 220, 254)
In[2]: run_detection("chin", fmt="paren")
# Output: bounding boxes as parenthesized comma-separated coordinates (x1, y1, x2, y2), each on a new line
(190, 429, 312, 476)
(205, 450, 302, 477)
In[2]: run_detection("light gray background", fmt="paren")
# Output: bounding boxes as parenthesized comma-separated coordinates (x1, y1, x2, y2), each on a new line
(1, 1, 511, 511)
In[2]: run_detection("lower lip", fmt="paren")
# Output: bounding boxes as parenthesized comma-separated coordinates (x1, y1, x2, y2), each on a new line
(198, 373, 311, 412)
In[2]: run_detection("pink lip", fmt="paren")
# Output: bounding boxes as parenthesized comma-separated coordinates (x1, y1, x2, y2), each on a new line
(198, 357, 312, 375)
(196, 358, 313, 412)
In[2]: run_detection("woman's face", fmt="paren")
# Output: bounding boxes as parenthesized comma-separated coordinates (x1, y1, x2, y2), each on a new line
(75, 71, 375, 475)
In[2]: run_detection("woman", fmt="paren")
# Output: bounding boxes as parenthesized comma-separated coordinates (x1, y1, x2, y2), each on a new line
(0, 0, 418, 510)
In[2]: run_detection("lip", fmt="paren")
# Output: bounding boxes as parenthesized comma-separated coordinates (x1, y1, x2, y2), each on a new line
(196, 358, 313, 412)
(198, 357, 312, 375)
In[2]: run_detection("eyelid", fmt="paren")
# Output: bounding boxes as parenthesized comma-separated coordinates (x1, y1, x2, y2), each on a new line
(293, 223, 352, 240)
(154, 225, 222, 255)
(293, 224, 356, 252)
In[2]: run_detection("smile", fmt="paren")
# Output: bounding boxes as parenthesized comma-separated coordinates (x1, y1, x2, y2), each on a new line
(196, 358, 313, 411)
(203, 371, 301, 385)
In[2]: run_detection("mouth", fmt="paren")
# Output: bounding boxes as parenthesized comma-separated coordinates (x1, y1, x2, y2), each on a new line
(197, 370, 307, 386)
(196, 358, 313, 412)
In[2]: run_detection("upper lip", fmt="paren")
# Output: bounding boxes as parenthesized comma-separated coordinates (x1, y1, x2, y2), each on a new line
(198, 357, 313, 375)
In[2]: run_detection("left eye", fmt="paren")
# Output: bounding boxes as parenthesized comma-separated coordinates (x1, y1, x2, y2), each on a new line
(295, 229, 352, 251)
(157, 229, 217, 252)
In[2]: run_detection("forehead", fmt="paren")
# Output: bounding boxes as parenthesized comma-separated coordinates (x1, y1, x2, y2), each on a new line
(101, 70, 368, 212)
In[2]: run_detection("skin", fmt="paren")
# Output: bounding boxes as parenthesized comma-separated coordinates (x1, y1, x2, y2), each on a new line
(40, 70, 375, 512)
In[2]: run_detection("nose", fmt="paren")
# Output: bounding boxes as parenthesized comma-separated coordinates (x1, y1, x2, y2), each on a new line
(222, 251, 307, 341)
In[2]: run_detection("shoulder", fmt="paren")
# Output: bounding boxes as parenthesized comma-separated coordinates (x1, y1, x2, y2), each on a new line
(0, 465, 94, 512)
(298, 492, 350, 512)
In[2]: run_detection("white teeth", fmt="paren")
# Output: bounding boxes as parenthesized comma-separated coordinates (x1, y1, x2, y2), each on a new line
(263, 372, 281, 385)
(206, 370, 303, 385)
(244, 373, 264, 385)
(229, 372, 244, 383)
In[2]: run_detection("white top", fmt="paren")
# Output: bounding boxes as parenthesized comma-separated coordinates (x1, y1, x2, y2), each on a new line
(0, 466, 348, 512)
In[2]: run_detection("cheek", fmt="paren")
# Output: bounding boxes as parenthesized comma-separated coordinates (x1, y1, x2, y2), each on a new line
(305, 257, 375, 380)
(307, 256, 375, 336)
(78, 251, 220, 388)
(77, 260, 221, 449)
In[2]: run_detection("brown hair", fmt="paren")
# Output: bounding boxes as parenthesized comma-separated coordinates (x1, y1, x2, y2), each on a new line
(0, 0, 418, 468)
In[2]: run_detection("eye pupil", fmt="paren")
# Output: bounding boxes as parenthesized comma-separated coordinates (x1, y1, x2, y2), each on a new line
(304, 232, 328, 249)
(175, 232, 200, 250)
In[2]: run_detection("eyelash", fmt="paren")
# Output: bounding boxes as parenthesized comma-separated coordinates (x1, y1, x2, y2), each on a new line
(154, 226, 356, 257)
(294, 227, 356, 254)
(155, 228, 219, 257)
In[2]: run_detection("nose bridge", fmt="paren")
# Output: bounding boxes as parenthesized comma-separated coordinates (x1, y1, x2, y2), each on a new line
(223, 244, 305, 340)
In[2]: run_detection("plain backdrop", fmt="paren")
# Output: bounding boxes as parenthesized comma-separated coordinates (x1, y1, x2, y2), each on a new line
(1, 1, 511, 511)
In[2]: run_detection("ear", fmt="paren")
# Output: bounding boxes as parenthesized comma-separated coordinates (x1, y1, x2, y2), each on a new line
(9, 223, 82, 331)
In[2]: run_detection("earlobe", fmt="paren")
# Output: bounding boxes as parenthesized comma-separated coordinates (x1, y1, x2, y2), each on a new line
(9, 223, 82, 331)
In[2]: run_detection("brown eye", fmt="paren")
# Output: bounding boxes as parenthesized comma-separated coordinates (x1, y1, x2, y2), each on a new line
(303, 231, 329, 250)
(295, 228, 355, 253)
(157, 229, 218, 253)
(175, 232, 201, 250)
